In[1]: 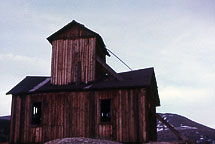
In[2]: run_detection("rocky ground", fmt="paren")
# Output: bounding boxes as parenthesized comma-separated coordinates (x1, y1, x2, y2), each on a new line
(45, 137, 122, 144)
(45, 137, 189, 144)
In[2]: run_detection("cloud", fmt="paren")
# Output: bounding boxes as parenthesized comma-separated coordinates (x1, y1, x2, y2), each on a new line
(159, 86, 209, 105)
(0, 53, 50, 77)
(0, 53, 50, 115)
(0, 91, 11, 116)
(157, 85, 215, 128)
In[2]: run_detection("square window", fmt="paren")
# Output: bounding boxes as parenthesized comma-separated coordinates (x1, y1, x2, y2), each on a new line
(100, 99, 111, 123)
(31, 102, 42, 125)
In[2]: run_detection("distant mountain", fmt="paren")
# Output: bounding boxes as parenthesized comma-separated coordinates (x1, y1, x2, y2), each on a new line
(157, 113, 215, 144)
(0, 116, 10, 121)
(0, 116, 10, 142)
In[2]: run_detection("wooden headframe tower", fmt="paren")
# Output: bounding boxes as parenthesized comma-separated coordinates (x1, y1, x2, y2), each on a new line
(7, 20, 160, 144)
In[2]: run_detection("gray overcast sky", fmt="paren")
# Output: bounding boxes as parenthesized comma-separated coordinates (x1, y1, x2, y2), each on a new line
(0, 0, 215, 128)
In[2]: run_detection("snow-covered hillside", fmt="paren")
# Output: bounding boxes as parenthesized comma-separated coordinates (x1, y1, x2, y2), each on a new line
(157, 113, 215, 144)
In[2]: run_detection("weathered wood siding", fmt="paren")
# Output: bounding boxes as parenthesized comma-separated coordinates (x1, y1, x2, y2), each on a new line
(94, 89, 150, 142)
(10, 88, 156, 143)
(50, 25, 107, 85)
(51, 38, 96, 85)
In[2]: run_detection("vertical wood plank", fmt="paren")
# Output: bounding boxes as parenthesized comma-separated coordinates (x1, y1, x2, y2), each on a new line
(14, 96, 21, 143)
(142, 89, 147, 141)
(130, 90, 135, 141)
(91, 38, 96, 81)
(20, 96, 26, 143)
(9, 96, 15, 143)
(62, 40, 65, 84)
(125, 90, 129, 142)
(119, 90, 122, 142)
(64, 40, 67, 84)
(51, 41, 55, 84)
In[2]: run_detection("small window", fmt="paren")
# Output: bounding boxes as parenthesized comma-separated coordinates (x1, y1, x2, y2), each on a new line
(31, 102, 42, 125)
(100, 99, 111, 123)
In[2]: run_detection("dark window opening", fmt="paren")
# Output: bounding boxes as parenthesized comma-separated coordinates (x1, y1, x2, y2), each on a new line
(100, 99, 111, 123)
(31, 102, 42, 125)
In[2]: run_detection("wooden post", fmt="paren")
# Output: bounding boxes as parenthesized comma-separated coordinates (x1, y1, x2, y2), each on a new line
(96, 56, 123, 81)
(155, 113, 188, 141)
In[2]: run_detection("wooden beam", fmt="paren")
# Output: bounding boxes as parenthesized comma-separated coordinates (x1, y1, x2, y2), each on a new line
(155, 113, 188, 141)
(96, 56, 123, 81)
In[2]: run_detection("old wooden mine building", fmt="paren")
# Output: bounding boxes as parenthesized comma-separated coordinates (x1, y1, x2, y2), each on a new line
(7, 20, 160, 143)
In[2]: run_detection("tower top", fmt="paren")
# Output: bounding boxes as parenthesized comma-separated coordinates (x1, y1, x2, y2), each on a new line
(47, 20, 109, 56)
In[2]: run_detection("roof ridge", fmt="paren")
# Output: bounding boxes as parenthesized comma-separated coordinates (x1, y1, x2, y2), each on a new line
(26, 76, 50, 78)
(118, 67, 154, 74)
(29, 78, 51, 92)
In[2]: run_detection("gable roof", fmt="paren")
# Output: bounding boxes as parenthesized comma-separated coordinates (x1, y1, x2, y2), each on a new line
(7, 76, 49, 95)
(47, 20, 110, 56)
(6, 68, 160, 106)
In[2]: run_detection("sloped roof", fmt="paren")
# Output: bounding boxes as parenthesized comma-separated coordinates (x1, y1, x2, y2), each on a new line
(47, 20, 110, 56)
(7, 68, 160, 106)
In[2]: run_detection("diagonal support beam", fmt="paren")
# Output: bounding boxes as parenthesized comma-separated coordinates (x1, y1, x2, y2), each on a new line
(155, 113, 188, 141)
(96, 56, 124, 81)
